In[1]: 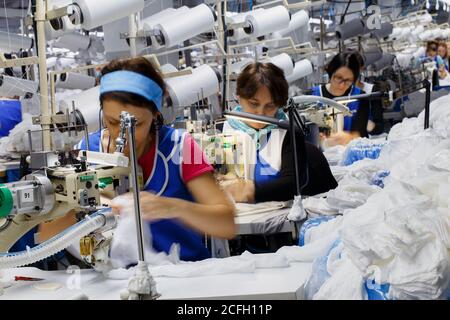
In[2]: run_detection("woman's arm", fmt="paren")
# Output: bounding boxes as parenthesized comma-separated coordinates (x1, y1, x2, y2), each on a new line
(349, 99, 370, 138)
(224, 135, 338, 203)
(254, 138, 338, 201)
(137, 172, 236, 239)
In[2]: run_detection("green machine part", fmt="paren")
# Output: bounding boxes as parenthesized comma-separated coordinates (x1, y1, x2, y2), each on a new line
(0, 184, 13, 218)
(98, 177, 114, 189)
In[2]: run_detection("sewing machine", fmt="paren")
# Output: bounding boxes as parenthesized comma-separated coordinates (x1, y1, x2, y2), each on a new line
(0, 113, 134, 271)
(193, 132, 247, 178)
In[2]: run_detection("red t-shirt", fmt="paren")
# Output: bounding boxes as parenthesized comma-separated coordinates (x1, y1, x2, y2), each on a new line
(138, 133, 214, 183)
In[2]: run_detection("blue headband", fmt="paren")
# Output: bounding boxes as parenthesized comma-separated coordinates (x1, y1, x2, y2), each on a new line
(99, 70, 163, 111)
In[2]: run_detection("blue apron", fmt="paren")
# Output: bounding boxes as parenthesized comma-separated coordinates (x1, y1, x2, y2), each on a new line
(311, 85, 362, 131)
(254, 131, 281, 185)
(79, 126, 210, 261)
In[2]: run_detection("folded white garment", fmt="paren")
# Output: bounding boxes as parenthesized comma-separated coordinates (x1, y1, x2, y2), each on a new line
(277, 232, 339, 263)
(106, 250, 291, 280)
(106, 256, 256, 279)
(149, 256, 255, 278)
(235, 201, 289, 216)
(303, 197, 339, 217)
(235, 251, 290, 268)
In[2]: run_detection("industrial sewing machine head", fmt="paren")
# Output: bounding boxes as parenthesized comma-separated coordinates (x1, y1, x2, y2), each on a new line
(193, 132, 246, 179)
(172, 113, 247, 179)
(0, 110, 137, 271)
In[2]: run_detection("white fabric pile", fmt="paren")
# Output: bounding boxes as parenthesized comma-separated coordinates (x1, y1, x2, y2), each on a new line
(323, 145, 346, 166)
(325, 177, 381, 213)
(0, 113, 42, 155)
(296, 94, 450, 299)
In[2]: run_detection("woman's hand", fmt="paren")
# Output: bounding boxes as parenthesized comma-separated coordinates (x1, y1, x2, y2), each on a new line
(325, 131, 359, 146)
(215, 172, 239, 182)
(439, 66, 448, 80)
(367, 120, 376, 133)
(222, 179, 255, 203)
(140, 192, 184, 221)
(111, 192, 184, 221)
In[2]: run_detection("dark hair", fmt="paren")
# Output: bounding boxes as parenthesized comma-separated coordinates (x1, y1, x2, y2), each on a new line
(344, 48, 364, 68)
(427, 40, 438, 52)
(325, 52, 361, 82)
(237, 62, 289, 107)
(99, 56, 165, 129)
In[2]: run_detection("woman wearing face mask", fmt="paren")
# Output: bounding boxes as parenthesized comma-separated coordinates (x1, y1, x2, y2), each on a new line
(221, 62, 337, 203)
(310, 52, 371, 146)
(40, 57, 235, 262)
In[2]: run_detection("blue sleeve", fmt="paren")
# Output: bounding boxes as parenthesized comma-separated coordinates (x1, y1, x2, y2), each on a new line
(75, 130, 101, 152)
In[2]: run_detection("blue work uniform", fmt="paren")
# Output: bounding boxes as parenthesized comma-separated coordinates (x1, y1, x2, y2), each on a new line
(78, 125, 210, 261)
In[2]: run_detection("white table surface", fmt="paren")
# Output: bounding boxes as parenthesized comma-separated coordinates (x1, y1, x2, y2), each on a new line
(0, 261, 312, 300)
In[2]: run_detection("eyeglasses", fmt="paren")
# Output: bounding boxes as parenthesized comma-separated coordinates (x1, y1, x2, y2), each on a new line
(331, 75, 354, 86)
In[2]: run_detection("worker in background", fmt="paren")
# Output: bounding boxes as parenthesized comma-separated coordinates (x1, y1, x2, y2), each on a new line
(220, 62, 337, 203)
(309, 51, 371, 146)
(350, 50, 385, 136)
(39, 57, 235, 262)
(437, 41, 449, 71)
(0, 96, 22, 138)
(424, 40, 447, 79)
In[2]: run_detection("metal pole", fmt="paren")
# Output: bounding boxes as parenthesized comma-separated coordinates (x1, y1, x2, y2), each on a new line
(125, 112, 146, 262)
(220, 1, 228, 111)
(288, 105, 301, 196)
(424, 79, 431, 129)
(35, 0, 51, 151)
(291, 108, 309, 192)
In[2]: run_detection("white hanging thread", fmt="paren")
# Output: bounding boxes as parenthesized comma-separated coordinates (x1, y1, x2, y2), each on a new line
(426, 0, 430, 9)
(436, 0, 440, 10)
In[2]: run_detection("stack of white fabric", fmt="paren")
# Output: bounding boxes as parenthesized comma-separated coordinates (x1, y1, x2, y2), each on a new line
(0, 113, 42, 154)
(302, 197, 338, 218)
(339, 181, 449, 300)
(325, 177, 381, 213)
(297, 93, 450, 299)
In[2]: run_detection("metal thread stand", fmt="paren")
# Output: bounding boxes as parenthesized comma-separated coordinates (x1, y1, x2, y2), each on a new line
(119, 111, 158, 300)
(424, 79, 431, 130)
(286, 99, 310, 196)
